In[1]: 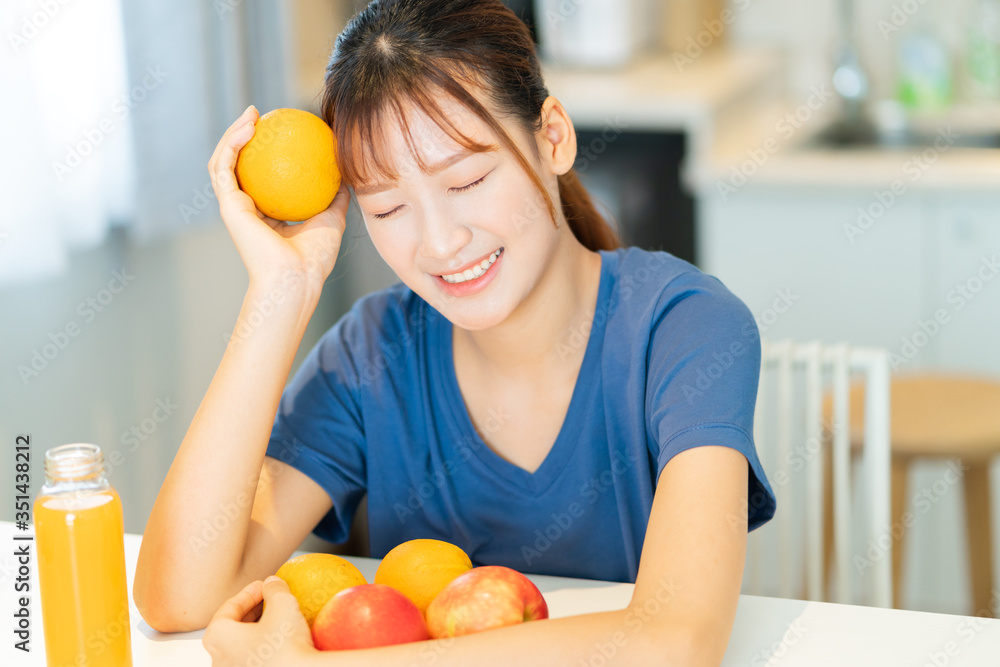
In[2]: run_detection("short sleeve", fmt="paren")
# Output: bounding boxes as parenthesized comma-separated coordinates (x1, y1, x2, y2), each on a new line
(264, 308, 368, 545)
(645, 272, 776, 531)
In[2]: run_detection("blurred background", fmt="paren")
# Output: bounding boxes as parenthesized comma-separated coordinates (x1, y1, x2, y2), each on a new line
(2, 0, 999, 618)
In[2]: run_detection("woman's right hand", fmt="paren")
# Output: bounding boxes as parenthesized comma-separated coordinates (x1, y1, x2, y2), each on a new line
(207, 105, 350, 294)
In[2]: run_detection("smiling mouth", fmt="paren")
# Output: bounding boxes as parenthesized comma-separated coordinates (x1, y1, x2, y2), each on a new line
(439, 248, 503, 283)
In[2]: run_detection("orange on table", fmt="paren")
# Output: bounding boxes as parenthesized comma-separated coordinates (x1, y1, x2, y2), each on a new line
(235, 107, 340, 222)
(272, 552, 367, 627)
(374, 538, 473, 615)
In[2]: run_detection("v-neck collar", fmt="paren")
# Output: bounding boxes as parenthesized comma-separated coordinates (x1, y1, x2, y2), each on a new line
(433, 250, 612, 495)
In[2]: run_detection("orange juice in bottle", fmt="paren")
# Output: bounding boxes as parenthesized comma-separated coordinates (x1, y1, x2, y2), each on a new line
(33, 443, 133, 667)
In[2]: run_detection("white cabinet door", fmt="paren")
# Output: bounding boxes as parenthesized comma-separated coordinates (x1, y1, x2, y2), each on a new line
(930, 194, 1000, 377)
(698, 186, 928, 360)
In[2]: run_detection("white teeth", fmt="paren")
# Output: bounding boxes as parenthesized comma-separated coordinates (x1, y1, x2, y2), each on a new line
(442, 248, 502, 283)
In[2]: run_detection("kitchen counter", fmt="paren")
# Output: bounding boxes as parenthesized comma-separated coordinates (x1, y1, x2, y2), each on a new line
(699, 99, 1000, 193)
(540, 48, 785, 131)
(541, 49, 1000, 193)
(706, 144, 1000, 191)
(6, 519, 1000, 665)
(540, 47, 786, 190)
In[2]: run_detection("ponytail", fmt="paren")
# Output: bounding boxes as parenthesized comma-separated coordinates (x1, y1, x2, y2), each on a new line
(558, 169, 623, 251)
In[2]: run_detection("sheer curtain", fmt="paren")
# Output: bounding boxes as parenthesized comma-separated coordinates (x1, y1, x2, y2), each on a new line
(0, 0, 295, 286)
(0, 0, 134, 286)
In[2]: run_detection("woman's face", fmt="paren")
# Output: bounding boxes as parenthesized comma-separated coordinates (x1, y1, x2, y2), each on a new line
(352, 93, 565, 332)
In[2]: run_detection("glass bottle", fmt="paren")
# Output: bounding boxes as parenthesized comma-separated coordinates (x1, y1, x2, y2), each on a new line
(896, 17, 954, 111)
(33, 443, 133, 667)
(966, 0, 1000, 100)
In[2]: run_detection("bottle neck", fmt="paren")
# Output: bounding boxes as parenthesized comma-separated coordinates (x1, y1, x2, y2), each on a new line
(41, 443, 109, 494)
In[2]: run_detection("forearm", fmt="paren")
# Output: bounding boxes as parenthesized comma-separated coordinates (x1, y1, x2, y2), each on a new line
(305, 608, 699, 667)
(135, 275, 321, 631)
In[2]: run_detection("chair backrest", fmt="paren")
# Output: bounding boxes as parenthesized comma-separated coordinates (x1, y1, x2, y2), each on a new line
(745, 338, 893, 608)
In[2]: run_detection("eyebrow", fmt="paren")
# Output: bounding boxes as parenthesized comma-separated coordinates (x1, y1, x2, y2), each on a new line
(353, 148, 479, 196)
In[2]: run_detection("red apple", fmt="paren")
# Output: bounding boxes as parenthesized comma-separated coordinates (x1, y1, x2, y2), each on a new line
(425, 565, 549, 638)
(311, 583, 430, 650)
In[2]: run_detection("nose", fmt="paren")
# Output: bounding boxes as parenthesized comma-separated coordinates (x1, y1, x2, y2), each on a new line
(418, 208, 472, 266)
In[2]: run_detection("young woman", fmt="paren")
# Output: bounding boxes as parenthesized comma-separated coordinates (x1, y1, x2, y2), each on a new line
(134, 1, 776, 664)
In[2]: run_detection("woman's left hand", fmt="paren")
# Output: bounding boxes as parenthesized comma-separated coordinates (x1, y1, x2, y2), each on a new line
(202, 575, 320, 666)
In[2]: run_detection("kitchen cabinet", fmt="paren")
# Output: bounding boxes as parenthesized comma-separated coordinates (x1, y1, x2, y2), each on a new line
(699, 186, 926, 356)
(699, 185, 1000, 376)
(932, 195, 1000, 375)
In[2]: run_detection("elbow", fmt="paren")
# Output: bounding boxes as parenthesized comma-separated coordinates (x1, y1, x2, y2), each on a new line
(132, 563, 215, 633)
(132, 543, 233, 633)
(134, 589, 214, 634)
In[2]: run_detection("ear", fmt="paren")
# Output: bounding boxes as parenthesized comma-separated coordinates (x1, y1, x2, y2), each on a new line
(537, 96, 577, 177)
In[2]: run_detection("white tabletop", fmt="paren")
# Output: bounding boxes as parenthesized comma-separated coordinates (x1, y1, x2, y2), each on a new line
(4, 520, 1000, 665)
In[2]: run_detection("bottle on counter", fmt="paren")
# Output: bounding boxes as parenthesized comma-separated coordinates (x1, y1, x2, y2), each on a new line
(965, 0, 1000, 100)
(33, 443, 133, 667)
(895, 17, 954, 110)
(534, 0, 644, 68)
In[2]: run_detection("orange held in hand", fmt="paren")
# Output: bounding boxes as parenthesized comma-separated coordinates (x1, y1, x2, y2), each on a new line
(271, 552, 367, 627)
(234, 108, 340, 222)
(374, 538, 474, 616)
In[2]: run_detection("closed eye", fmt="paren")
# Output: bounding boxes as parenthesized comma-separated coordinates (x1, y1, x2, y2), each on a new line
(371, 173, 490, 220)
(451, 174, 487, 193)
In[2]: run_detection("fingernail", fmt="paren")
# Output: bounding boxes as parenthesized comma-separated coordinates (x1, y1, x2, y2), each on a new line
(244, 104, 255, 117)
(264, 575, 280, 584)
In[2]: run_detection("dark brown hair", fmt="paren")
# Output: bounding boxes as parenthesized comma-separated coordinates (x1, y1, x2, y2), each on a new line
(320, 0, 623, 252)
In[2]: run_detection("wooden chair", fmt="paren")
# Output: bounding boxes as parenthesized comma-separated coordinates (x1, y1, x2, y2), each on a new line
(822, 375, 1000, 617)
(747, 339, 893, 608)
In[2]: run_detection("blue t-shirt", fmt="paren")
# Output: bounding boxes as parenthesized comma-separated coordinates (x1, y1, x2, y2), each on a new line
(264, 246, 776, 583)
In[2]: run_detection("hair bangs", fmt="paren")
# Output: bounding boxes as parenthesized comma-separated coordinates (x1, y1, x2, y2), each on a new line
(329, 62, 536, 201)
